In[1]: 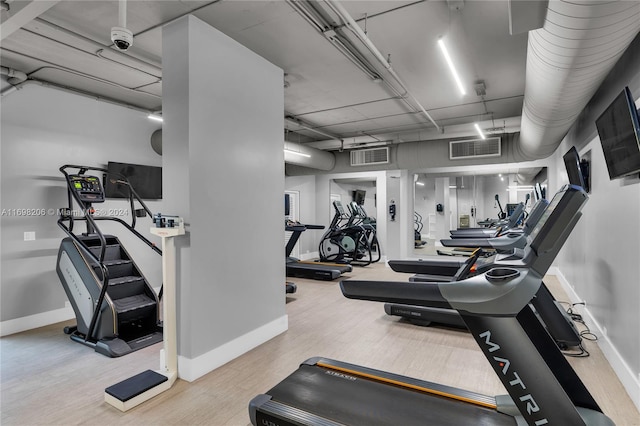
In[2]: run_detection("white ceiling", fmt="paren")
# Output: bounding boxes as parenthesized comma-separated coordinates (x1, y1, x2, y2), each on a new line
(1, 0, 531, 150)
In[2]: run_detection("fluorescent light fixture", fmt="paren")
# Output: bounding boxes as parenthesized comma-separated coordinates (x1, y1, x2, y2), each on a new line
(474, 123, 486, 140)
(449, 185, 457, 189)
(284, 149, 311, 158)
(438, 38, 466, 96)
(508, 185, 534, 191)
(148, 114, 163, 122)
(416, 181, 425, 186)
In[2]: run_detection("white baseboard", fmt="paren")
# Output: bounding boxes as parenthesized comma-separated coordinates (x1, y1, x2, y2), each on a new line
(1, 305, 74, 337)
(177, 314, 288, 382)
(550, 268, 640, 412)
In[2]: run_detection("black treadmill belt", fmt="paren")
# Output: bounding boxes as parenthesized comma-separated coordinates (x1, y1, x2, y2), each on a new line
(286, 263, 341, 280)
(266, 365, 515, 426)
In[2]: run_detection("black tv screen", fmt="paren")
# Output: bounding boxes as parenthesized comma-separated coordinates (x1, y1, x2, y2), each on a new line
(563, 146, 586, 189)
(105, 161, 162, 200)
(595, 87, 640, 179)
(353, 190, 366, 205)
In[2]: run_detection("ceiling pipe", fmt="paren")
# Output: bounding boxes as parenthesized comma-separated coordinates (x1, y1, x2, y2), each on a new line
(304, 116, 522, 151)
(285, 0, 381, 81)
(0, 70, 159, 117)
(285, 115, 341, 140)
(33, 18, 162, 75)
(517, 1, 640, 160)
(1, 66, 28, 85)
(118, 0, 127, 28)
(324, 0, 441, 133)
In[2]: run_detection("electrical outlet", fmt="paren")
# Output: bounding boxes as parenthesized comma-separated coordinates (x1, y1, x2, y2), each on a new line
(24, 231, 36, 241)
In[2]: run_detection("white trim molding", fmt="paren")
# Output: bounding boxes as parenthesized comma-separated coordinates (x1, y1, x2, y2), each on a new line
(1, 305, 74, 337)
(549, 267, 640, 412)
(177, 315, 288, 382)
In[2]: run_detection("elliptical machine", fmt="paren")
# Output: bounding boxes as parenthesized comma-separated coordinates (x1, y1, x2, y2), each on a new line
(56, 165, 163, 357)
(318, 201, 381, 266)
(318, 201, 356, 264)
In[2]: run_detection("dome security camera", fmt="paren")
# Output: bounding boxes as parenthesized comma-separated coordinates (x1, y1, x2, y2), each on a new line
(111, 26, 133, 51)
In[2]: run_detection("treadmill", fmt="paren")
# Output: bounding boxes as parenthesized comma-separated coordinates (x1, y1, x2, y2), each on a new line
(448, 202, 525, 239)
(388, 199, 548, 279)
(249, 185, 613, 425)
(385, 198, 580, 349)
(286, 221, 352, 281)
(440, 199, 545, 251)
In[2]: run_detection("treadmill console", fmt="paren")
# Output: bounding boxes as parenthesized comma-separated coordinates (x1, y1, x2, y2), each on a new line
(69, 174, 105, 203)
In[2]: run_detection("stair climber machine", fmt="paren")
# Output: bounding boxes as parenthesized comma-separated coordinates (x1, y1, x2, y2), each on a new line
(56, 165, 163, 357)
(249, 184, 615, 426)
(105, 212, 185, 411)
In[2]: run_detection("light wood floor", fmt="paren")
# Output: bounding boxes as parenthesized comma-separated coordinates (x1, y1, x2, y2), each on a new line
(1, 264, 639, 425)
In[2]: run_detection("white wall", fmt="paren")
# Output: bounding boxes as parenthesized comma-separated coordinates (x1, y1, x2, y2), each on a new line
(414, 177, 435, 238)
(1, 84, 163, 332)
(162, 16, 286, 379)
(480, 175, 510, 222)
(549, 36, 640, 409)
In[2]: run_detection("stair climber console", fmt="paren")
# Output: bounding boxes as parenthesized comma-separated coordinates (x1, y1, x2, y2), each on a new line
(56, 165, 163, 357)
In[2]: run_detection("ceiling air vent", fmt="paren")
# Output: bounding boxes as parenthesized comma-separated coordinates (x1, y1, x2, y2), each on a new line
(350, 147, 390, 166)
(450, 137, 501, 160)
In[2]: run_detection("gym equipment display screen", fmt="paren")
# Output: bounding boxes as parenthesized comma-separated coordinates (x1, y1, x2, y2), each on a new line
(563, 146, 586, 189)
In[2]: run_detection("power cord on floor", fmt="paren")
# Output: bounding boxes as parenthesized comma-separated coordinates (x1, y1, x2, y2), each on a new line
(558, 301, 598, 358)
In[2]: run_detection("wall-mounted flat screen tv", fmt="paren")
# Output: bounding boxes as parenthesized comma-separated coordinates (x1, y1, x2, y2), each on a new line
(353, 190, 366, 205)
(595, 86, 640, 179)
(105, 161, 162, 200)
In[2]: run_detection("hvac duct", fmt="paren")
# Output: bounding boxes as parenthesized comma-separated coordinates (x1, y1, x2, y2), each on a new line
(284, 141, 336, 171)
(517, 1, 640, 160)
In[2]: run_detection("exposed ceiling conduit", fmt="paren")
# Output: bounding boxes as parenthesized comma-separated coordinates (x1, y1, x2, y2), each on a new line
(285, 115, 341, 140)
(517, 0, 640, 160)
(0, 77, 158, 117)
(325, 0, 441, 133)
(0, 66, 27, 85)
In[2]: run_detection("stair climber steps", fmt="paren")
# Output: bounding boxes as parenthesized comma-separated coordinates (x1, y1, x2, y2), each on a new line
(88, 244, 124, 261)
(113, 294, 157, 324)
(108, 276, 147, 300)
(93, 260, 135, 279)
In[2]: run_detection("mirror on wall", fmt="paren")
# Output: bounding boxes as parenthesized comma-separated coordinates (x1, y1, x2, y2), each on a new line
(330, 178, 377, 225)
(413, 167, 547, 255)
